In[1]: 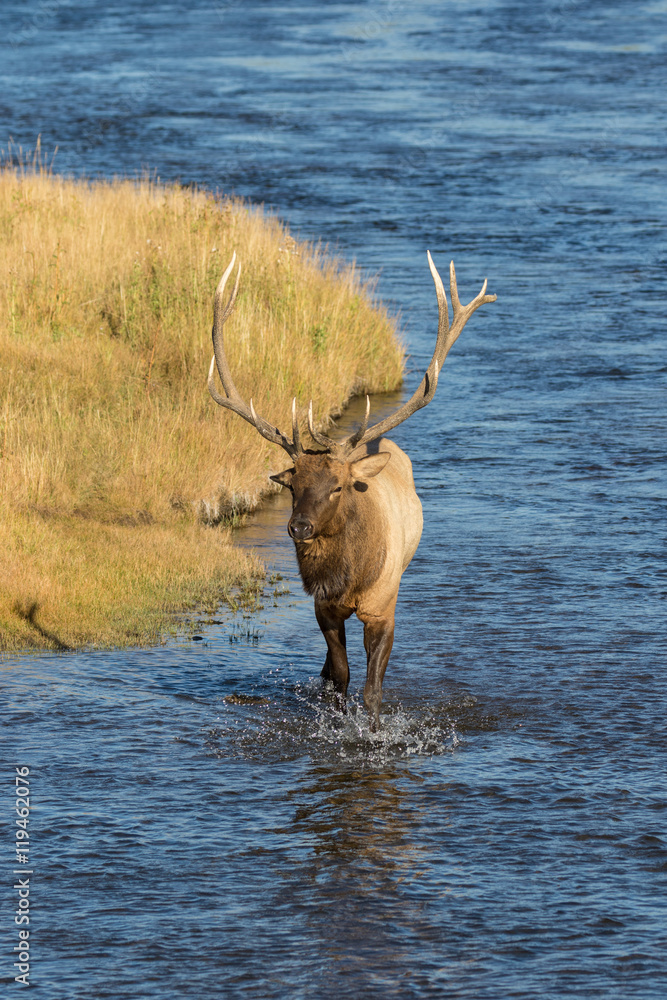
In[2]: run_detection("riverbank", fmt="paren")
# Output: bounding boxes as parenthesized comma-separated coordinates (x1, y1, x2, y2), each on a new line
(0, 160, 403, 651)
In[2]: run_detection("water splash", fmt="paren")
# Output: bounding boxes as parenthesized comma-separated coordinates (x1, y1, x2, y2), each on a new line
(205, 673, 460, 767)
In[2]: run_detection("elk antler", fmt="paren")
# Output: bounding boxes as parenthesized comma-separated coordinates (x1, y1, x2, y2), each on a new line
(208, 252, 495, 461)
(207, 252, 302, 459)
(337, 252, 496, 456)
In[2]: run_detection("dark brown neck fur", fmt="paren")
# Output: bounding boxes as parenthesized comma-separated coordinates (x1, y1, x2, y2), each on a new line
(294, 494, 386, 604)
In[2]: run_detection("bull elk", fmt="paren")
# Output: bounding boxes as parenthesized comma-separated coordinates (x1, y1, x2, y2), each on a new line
(208, 252, 496, 730)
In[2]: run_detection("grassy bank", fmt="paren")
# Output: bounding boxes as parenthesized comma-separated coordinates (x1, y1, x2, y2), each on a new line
(0, 158, 404, 651)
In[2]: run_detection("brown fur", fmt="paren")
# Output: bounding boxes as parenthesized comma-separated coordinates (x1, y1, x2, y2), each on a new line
(295, 503, 387, 604)
(270, 438, 423, 730)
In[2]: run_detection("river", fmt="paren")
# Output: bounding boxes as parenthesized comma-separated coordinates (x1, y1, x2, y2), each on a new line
(3, 2, 666, 997)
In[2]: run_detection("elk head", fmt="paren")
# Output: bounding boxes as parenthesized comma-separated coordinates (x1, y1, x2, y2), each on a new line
(270, 450, 391, 542)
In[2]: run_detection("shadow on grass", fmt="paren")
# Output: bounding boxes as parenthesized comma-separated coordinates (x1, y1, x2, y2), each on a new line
(14, 602, 74, 651)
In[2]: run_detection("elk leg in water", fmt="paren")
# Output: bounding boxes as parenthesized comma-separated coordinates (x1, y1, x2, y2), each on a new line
(361, 606, 396, 732)
(315, 603, 353, 711)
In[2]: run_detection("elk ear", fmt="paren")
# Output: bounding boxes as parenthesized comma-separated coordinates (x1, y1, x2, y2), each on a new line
(349, 451, 391, 481)
(270, 468, 295, 488)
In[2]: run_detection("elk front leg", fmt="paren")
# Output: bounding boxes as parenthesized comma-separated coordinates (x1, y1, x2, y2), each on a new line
(315, 603, 353, 712)
(321, 649, 333, 682)
(361, 609, 396, 732)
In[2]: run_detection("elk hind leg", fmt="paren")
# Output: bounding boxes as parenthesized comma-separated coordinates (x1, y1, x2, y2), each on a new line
(361, 610, 396, 732)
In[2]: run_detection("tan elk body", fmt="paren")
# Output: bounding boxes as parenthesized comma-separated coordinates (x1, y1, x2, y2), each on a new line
(208, 252, 495, 729)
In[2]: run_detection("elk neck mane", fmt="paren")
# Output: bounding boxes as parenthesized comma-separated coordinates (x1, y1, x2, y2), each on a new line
(294, 485, 387, 604)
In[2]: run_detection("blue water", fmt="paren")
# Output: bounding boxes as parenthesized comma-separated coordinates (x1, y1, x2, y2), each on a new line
(2, 2, 667, 997)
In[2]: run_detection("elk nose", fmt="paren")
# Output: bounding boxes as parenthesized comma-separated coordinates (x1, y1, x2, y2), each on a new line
(289, 515, 314, 541)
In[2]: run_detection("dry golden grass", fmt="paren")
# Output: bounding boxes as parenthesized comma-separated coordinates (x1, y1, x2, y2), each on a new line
(0, 153, 404, 651)
(1, 512, 265, 650)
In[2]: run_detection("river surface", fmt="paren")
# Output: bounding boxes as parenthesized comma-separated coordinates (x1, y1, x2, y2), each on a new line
(2, 2, 667, 997)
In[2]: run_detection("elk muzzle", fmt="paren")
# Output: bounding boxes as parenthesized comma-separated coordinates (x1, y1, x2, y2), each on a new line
(288, 514, 314, 541)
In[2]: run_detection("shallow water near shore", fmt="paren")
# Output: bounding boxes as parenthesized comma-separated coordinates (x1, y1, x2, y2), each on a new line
(3, 1, 667, 997)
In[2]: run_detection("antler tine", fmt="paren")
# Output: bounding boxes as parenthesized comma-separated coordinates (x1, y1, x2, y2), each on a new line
(341, 252, 496, 455)
(343, 395, 371, 452)
(215, 251, 242, 325)
(448, 258, 461, 313)
(249, 397, 285, 441)
(445, 260, 494, 355)
(247, 396, 303, 457)
(308, 400, 337, 450)
(210, 253, 244, 409)
(428, 249, 449, 337)
(291, 397, 301, 454)
(208, 254, 302, 459)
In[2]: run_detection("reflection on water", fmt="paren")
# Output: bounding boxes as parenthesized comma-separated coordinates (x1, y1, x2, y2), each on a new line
(289, 765, 432, 871)
(4, 0, 667, 997)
